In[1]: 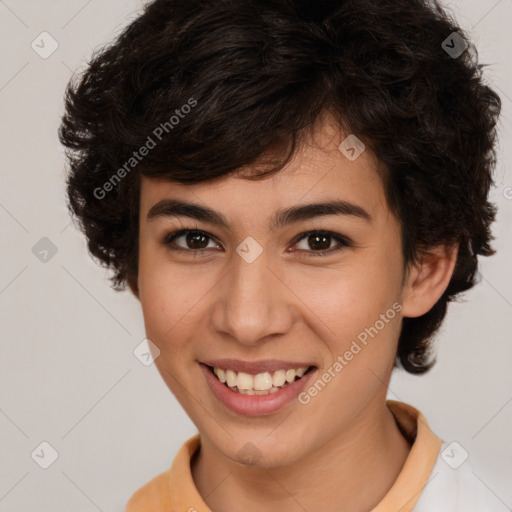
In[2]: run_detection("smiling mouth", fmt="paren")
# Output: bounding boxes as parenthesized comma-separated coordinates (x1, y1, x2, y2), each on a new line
(205, 364, 316, 395)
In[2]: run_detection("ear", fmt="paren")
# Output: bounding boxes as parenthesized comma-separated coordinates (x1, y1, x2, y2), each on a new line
(127, 272, 140, 300)
(401, 244, 459, 318)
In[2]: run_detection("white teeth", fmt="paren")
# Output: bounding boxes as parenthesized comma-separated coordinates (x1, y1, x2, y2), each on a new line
(211, 365, 310, 394)
(253, 372, 273, 391)
(225, 369, 237, 387)
(213, 367, 226, 383)
(285, 369, 296, 382)
(295, 367, 306, 378)
(236, 372, 253, 390)
(272, 369, 286, 387)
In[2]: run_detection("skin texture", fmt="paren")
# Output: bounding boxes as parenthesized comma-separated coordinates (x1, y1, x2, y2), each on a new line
(133, 115, 458, 512)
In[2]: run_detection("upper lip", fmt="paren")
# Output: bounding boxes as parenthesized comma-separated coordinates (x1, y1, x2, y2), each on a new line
(201, 359, 316, 375)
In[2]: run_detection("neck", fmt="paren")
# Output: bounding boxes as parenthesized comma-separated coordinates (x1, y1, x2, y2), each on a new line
(191, 398, 411, 512)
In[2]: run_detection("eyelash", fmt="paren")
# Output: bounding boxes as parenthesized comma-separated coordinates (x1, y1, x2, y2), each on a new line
(159, 228, 352, 257)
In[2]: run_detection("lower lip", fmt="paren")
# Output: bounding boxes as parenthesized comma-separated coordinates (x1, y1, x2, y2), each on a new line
(199, 363, 317, 416)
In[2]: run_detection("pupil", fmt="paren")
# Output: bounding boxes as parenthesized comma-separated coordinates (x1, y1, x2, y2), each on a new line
(309, 234, 330, 251)
(187, 231, 208, 249)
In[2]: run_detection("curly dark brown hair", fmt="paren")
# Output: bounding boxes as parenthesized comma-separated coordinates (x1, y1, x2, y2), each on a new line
(58, 0, 501, 373)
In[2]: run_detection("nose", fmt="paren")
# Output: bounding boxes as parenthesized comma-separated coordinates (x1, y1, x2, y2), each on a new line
(210, 248, 295, 347)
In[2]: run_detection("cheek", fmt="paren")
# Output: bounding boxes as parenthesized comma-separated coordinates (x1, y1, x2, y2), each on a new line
(290, 237, 404, 399)
(295, 253, 403, 343)
(137, 244, 221, 361)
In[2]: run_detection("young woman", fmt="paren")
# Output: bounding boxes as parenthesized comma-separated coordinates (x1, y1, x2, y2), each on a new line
(58, 0, 501, 510)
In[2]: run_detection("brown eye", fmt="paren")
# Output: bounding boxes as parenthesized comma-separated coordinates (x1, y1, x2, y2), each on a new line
(294, 230, 351, 257)
(161, 229, 219, 251)
(184, 231, 209, 249)
(307, 233, 332, 251)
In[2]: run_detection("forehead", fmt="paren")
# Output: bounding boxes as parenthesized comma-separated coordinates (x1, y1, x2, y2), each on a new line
(139, 119, 388, 226)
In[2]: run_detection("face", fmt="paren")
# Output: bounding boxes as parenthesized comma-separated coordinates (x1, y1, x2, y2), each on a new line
(136, 116, 408, 467)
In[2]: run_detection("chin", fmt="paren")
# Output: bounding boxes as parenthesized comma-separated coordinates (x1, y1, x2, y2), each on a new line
(218, 435, 306, 469)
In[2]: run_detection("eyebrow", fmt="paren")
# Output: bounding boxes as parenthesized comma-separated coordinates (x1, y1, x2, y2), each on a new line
(146, 198, 372, 228)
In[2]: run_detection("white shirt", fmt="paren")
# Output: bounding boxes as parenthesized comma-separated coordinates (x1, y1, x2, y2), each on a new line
(413, 441, 506, 511)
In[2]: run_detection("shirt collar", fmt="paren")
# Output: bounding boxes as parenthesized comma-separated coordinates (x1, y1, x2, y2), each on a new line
(127, 400, 442, 512)
(370, 400, 442, 512)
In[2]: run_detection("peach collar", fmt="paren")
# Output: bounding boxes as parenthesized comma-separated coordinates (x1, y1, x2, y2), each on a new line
(126, 400, 442, 512)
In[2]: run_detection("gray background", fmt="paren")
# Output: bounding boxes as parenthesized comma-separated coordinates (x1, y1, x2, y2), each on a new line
(1, 0, 511, 510)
